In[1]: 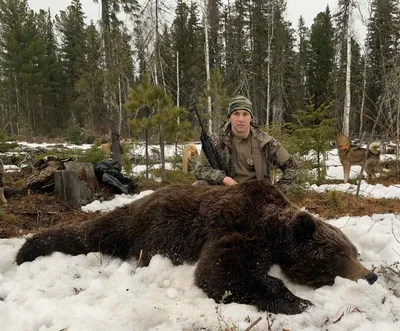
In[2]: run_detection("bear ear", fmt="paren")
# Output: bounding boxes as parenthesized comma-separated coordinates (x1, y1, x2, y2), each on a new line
(293, 211, 317, 241)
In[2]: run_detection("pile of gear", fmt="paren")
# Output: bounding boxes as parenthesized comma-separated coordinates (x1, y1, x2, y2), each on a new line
(27, 156, 137, 203)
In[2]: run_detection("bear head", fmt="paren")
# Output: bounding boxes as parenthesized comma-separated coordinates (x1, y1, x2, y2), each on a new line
(281, 211, 378, 288)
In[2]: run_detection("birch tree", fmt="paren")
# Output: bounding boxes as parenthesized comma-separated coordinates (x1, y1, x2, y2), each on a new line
(343, 0, 353, 137)
(203, 0, 212, 132)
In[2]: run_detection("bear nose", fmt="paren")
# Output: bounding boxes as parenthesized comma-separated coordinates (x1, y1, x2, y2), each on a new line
(364, 272, 378, 285)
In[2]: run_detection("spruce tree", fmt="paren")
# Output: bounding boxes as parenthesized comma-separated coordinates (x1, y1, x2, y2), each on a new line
(270, 0, 296, 127)
(291, 102, 335, 184)
(366, 0, 400, 134)
(293, 16, 310, 115)
(221, 0, 251, 96)
(55, 0, 87, 128)
(307, 6, 335, 109)
(35, 9, 64, 135)
(93, 0, 139, 166)
(75, 21, 106, 135)
(0, 0, 47, 135)
(171, 0, 204, 109)
(207, 0, 222, 69)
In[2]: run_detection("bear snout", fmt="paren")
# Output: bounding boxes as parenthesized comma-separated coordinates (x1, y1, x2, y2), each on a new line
(341, 256, 378, 285)
(364, 271, 378, 285)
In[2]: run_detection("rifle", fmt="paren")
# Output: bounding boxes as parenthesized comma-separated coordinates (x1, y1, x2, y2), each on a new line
(192, 105, 224, 170)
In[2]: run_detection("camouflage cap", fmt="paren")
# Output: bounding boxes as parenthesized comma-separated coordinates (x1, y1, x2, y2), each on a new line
(228, 95, 254, 118)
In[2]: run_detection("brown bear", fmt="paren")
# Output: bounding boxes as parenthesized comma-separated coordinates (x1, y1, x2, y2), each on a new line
(15, 180, 377, 315)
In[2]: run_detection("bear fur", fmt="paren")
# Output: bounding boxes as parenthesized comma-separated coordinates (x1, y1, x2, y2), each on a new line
(15, 180, 377, 315)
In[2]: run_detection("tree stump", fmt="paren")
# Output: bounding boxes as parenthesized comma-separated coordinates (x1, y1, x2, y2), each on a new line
(54, 169, 81, 210)
(64, 161, 99, 190)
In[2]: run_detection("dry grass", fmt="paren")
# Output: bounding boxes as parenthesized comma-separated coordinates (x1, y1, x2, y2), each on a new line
(1, 165, 399, 238)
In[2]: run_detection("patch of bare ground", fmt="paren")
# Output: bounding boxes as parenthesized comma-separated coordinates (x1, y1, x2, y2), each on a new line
(1, 168, 399, 238)
(0, 193, 96, 238)
(290, 190, 400, 220)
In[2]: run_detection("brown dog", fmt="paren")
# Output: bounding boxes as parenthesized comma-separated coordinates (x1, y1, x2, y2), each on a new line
(0, 158, 7, 205)
(336, 133, 380, 183)
(182, 144, 199, 174)
(101, 138, 134, 159)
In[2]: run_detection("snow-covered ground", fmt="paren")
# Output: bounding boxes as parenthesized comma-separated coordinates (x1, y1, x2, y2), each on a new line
(0, 141, 399, 330)
(310, 149, 400, 199)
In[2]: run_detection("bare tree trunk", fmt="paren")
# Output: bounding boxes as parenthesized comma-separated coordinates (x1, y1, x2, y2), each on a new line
(15, 74, 20, 127)
(145, 128, 149, 179)
(397, 87, 400, 172)
(175, 51, 180, 170)
(176, 51, 180, 110)
(359, 53, 367, 136)
(204, 1, 212, 133)
(154, 0, 159, 87)
(154, 0, 165, 180)
(159, 124, 165, 180)
(343, 3, 352, 137)
(159, 49, 167, 93)
(118, 74, 122, 135)
(266, 2, 274, 130)
(101, 0, 121, 167)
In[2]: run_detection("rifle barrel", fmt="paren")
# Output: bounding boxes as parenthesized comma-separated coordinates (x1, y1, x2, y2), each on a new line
(193, 105, 208, 134)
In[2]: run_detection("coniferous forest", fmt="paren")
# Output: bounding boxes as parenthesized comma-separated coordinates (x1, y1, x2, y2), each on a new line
(0, 0, 399, 145)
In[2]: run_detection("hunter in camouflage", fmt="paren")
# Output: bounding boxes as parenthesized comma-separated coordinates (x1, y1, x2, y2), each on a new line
(193, 95, 298, 193)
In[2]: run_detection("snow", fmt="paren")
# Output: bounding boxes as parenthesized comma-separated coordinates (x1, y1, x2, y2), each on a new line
(1, 142, 400, 330)
(13, 141, 93, 150)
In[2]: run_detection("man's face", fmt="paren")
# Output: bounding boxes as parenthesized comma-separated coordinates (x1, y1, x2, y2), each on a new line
(229, 110, 251, 137)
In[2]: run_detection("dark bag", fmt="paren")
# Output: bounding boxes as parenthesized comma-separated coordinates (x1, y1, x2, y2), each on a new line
(94, 160, 137, 194)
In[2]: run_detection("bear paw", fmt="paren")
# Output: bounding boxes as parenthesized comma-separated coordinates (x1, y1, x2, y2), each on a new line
(283, 297, 313, 315)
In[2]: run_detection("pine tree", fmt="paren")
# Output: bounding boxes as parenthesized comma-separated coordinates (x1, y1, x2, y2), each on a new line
(133, 19, 147, 77)
(93, 0, 139, 166)
(292, 16, 310, 115)
(0, 0, 47, 135)
(291, 101, 335, 184)
(125, 73, 193, 180)
(55, 0, 87, 127)
(221, 0, 251, 96)
(198, 68, 230, 130)
(307, 6, 335, 109)
(248, 0, 269, 124)
(366, 0, 400, 134)
(75, 21, 106, 135)
(19, 10, 48, 135)
(158, 24, 176, 98)
(207, 0, 222, 69)
(171, 0, 204, 109)
(270, 0, 296, 127)
(348, 40, 364, 133)
(34, 9, 64, 135)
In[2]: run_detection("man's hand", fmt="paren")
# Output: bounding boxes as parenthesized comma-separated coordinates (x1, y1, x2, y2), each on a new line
(223, 176, 238, 186)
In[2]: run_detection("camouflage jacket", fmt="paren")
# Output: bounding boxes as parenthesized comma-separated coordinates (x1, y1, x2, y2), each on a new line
(193, 123, 299, 192)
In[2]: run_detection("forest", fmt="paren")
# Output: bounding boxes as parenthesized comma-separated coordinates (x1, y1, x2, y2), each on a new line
(0, 0, 399, 147)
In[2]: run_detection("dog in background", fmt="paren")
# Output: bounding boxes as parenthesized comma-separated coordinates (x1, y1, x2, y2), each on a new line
(182, 144, 199, 174)
(101, 138, 134, 159)
(336, 133, 380, 183)
(0, 158, 7, 205)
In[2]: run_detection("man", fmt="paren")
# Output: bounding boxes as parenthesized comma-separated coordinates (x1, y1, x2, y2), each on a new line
(193, 95, 298, 193)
